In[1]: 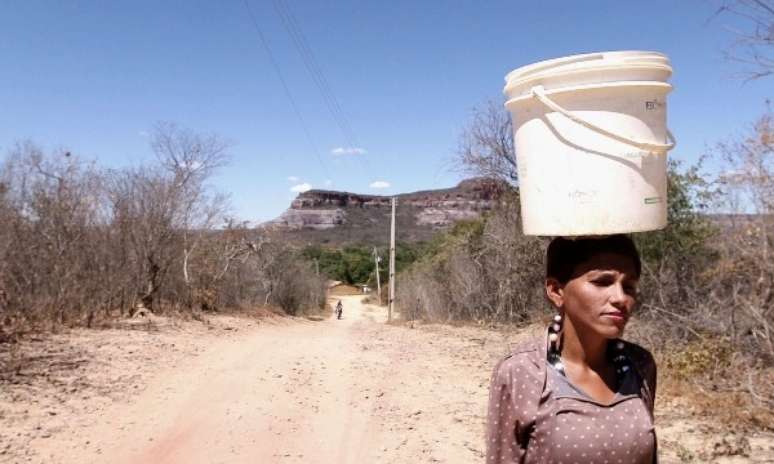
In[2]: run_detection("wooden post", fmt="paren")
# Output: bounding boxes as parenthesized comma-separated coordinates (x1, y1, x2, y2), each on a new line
(388, 197, 396, 321)
(373, 247, 382, 306)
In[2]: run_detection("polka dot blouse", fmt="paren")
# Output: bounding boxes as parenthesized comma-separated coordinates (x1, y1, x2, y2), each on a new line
(486, 335, 657, 464)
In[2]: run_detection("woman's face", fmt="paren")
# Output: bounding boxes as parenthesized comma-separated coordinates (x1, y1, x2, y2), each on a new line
(552, 252, 639, 339)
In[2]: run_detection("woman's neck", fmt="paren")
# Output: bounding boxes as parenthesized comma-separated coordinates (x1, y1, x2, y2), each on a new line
(560, 319, 609, 371)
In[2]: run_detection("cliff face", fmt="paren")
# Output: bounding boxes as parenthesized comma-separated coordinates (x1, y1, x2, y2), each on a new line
(264, 178, 507, 244)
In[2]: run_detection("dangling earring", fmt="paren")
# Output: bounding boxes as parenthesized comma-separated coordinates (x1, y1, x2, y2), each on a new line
(548, 313, 563, 346)
(548, 313, 564, 372)
(612, 340, 631, 375)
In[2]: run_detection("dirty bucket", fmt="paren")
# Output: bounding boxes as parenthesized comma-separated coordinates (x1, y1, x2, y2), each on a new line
(503, 51, 675, 236)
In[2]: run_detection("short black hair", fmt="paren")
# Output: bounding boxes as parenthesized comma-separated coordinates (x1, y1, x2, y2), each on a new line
(546, 235, 641, 284)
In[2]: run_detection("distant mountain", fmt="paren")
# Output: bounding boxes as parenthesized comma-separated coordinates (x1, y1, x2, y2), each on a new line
(261, 178, 508, 246)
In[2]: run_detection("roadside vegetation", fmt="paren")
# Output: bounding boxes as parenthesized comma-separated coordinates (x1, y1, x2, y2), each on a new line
(398, 4, 774, 430)
(301, 243, 425, 289)
(0, 122, 326, 342)
(398, 103, 773, 429)
(0, 0, 769, 444)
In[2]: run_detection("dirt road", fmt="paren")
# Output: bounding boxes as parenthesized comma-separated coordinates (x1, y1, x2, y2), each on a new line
(11, 296, 774, 463)
(29, 296, 504, 464)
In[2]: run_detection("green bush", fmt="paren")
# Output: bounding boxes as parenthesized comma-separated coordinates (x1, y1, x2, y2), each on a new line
(302, 243, 427, 286)
(636, 159, 718, 274)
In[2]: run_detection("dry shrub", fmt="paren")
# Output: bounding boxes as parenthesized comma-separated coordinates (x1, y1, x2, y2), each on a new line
(360, 295, 379, 305)
(398, 194, 546, 323)
(0, 126, 327, 338)
(636, 112, 773, 425)
(257, 244, 326, 316)
(328, 285, 362, 296)
(435, 101, 774, 424)
(659, 371, 774, 431)
(607, 112, 773, 427)
(660, 337, 734, 381)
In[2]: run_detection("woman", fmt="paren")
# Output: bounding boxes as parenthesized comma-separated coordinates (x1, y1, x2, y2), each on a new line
(486, 235, 657, 463)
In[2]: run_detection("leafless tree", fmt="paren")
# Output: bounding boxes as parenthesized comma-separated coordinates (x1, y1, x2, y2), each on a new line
(718, 108, 773, 214)
(0, 142, 109, 326)
(101, 123, 233, 314)
(398, 196, 544, 324)
(0, 127, 327, 338)
(149, 122, 232, 304)
(106, 167, 181, 313)
(713, 0, 774, 80)
(259, 244, 325, 315)
(403, 98, 545, 323)
(151, 121, 230, 183)
(455, 100, 517, 185)
(184, 220, 259, 311)
(714, 109, 774, 359)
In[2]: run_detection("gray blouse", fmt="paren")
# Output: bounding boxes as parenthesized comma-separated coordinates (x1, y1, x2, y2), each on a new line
(486, 335, 657, 464)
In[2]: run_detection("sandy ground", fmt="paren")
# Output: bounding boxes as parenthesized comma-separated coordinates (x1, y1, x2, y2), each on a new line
(2, 296, 773, 463)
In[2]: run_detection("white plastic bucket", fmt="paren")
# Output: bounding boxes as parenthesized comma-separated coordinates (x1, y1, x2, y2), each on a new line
(503, 51, 675, 236)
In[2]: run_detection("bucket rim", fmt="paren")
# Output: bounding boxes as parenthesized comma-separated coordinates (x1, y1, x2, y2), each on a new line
(504, 80, 673, 107)
(505, 50, 670, 83)
(503, 51, 672, 98)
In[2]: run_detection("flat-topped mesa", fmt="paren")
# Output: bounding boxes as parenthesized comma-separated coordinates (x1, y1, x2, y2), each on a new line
(291, 191, 389, 209)
(292, 177, 506, 210)
(265, 178, 510, 243)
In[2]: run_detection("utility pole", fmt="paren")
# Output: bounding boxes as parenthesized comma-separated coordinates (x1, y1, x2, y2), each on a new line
(388, 197, 396, 322)
(373, 247, 382, 306)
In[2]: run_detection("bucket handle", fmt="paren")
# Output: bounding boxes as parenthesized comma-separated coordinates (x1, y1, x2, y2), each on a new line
(531, 85, 675, 153)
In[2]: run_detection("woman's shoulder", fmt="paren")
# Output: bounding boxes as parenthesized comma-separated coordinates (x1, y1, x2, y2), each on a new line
(491, 335, 545, 382)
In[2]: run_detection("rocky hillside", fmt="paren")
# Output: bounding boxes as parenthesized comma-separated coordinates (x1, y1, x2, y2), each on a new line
(262, 178, 507, 245)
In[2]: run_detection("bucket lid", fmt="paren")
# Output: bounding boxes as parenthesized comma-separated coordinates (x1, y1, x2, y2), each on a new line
(504, 51, 672, 100)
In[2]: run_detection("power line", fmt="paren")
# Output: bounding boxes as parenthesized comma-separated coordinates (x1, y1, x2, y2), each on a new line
(242, 0, 332, 182)
(273, 0, 357, 145)
(272, 0, 375, 179)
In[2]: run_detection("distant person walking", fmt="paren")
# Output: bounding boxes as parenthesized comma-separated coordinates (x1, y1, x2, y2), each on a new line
(335, 300, 343, 320)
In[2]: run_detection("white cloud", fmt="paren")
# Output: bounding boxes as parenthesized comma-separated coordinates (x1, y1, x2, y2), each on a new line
(290, 183, 312, 193)
(369, 180, 391, 189)
(324, 179, 333, 186)
(287, 176, 300, 182)
(331, 147, 367, 156)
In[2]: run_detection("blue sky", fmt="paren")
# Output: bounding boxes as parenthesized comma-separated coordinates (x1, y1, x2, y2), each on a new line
(0, 1, 770, 223)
